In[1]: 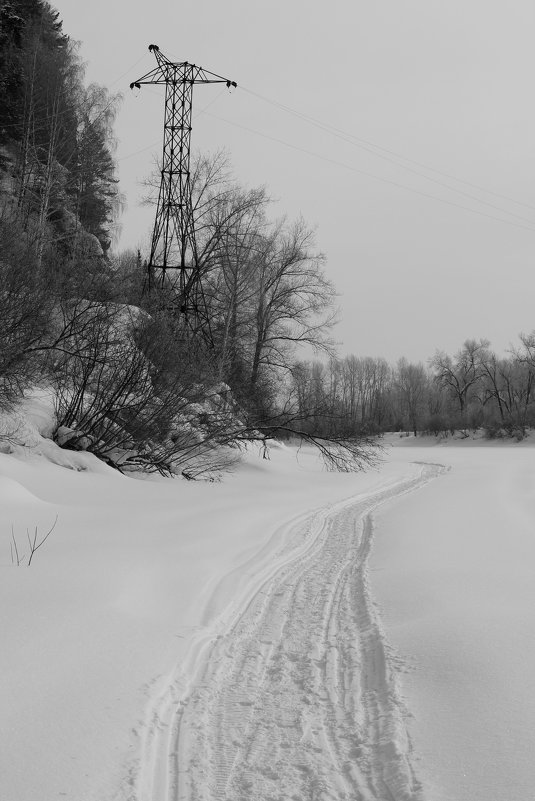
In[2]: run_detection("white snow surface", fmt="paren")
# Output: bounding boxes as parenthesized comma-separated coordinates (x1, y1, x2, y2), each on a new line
(372, 436, 535, 801)
(1, 406, 535, 801)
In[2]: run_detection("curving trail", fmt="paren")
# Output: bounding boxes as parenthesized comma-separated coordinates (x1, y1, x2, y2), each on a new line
(137, 462, 444, 801)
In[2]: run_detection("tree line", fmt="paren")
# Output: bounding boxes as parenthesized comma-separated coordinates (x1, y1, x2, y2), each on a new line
(292, 337, 535, 440)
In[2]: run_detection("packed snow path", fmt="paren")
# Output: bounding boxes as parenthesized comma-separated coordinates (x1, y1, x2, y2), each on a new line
(140, 462, 444, 801)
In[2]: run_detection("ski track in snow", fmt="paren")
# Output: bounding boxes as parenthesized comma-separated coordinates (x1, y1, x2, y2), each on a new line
(136, 462, 445, 801)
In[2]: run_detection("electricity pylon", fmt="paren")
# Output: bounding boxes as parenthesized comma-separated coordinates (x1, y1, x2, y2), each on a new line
(130, 44, 236, 335)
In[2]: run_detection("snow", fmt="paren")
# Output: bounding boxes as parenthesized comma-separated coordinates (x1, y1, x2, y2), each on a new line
(1, 409, 535, 800)
(372, 438, 535, 801)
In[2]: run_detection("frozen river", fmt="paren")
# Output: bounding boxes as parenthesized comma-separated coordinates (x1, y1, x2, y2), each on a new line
(3, 432, 535, 800)
(371, 440, 535, 801)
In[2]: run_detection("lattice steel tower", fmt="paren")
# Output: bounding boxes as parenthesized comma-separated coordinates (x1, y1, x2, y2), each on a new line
(130, 44, 236, 329)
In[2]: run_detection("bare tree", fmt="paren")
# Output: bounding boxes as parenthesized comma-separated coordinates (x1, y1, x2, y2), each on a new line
(14, 22, 81, 263)
(430, 339, 489, 421)
(338, 355, 391, 430)
(247, 217, 337, 401)
(203, 185, 269, 383)
(0, 203, 51, 408)
(506, 334, 535, 430)
(394, 358, 429, 436)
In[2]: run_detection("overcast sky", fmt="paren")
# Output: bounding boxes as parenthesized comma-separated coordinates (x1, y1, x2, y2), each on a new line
(55, 0, 535, 363)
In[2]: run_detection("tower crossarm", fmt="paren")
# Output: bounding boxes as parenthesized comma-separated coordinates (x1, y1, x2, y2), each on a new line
(130, 44, 237, 89)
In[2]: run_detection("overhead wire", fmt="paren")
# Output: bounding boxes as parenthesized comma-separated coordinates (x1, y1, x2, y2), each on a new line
(202, 109, 535, 235)
(8, 38, 533, 234)
(107, 52, 150, 90)
(240, 85, 535, 214)
(121, 83, 535, 233)
(72, 55, 535, 236)
(261, 107, 535, 226)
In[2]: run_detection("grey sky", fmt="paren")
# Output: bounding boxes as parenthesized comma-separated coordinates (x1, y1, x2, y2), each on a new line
(56, 0, 535, 363)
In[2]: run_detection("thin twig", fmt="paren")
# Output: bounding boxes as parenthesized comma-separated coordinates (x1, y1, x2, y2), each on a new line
(26, 515, 58, 566)
(10, 526, 25, 566)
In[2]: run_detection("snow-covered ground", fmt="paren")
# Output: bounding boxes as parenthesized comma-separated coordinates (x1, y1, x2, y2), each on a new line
(372, 436, 535, 801)
(2, 406, 535, 800)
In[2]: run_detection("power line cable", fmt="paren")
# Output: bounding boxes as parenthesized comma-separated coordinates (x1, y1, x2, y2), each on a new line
(204, 109, 535, 235)
(122, 73, 535, 230)
(240, 86, 535, 214)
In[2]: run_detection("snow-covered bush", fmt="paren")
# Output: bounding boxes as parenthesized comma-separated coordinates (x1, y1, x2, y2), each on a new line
(48, 301, 246, 477)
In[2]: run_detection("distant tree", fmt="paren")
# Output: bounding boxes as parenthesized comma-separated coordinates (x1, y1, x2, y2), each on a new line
(394, 358, 429, 436)
(430, 339, 489, 421)
(338, 355, 391, 431)
(508, 334, 535, 428)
